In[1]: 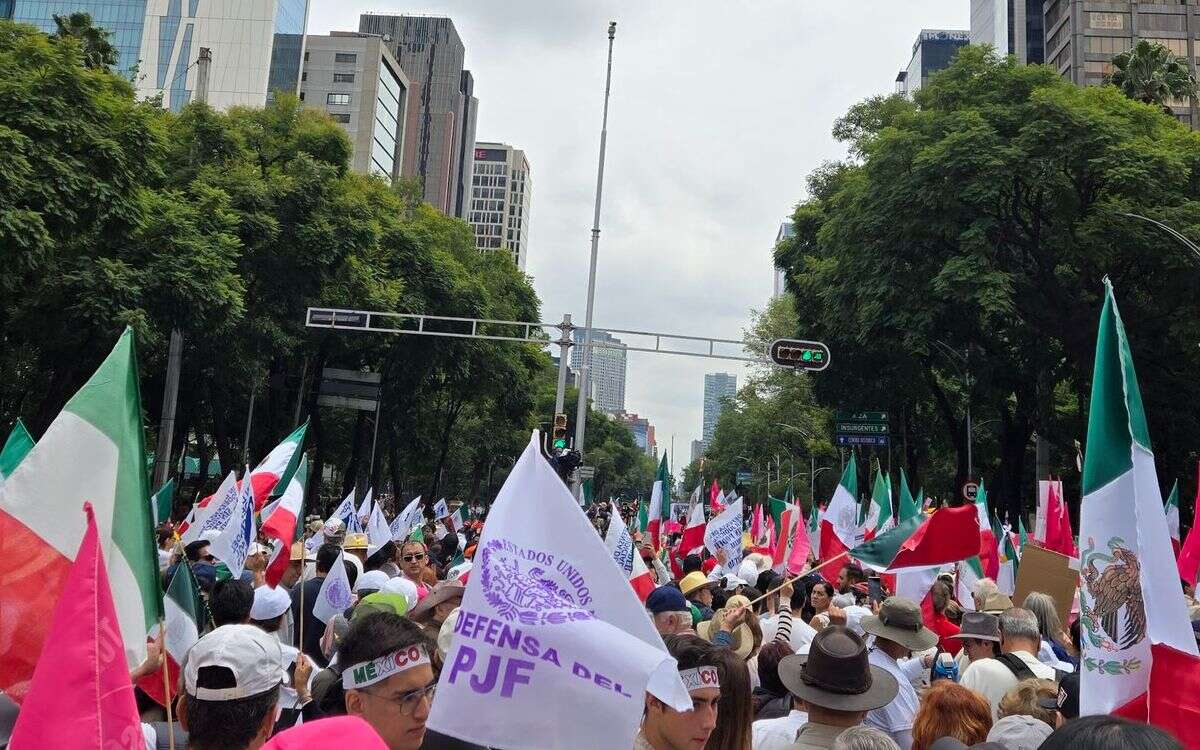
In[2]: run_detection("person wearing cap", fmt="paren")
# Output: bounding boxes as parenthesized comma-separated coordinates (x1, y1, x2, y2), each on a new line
(635, 634, 722, 750)
(356, 570, 391, 598)
(407, 580, 464, 642)
(767, 626, 899, 750)
(281, 541, 313, 590)
(178, 624, 288, 750)
(959, 608, 1055, 720)
(646, 586, 695, 636)
(679, 571, 718, 623)
(860, 596, 939, 749)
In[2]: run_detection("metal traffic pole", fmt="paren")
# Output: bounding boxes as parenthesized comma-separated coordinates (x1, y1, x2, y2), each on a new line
(554, 314, 573, 416)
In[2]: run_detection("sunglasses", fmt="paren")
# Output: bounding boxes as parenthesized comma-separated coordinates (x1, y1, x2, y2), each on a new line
(402, 553, 426, 562)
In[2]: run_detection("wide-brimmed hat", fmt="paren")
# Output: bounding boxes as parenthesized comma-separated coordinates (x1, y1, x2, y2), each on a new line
(981, 593, 1014, 614)
(861, 596, 939, 651)
(949, 611, 1001, 642)
(778, 626, 899, 711)
(680, 572, 717, 597)
(696, 595, 756, 659)
(408, 580, 465, 623)
(344, 533, 369, 551)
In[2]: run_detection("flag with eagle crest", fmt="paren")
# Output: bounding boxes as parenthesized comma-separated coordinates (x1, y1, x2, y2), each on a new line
(1078, 279, 1198, 717)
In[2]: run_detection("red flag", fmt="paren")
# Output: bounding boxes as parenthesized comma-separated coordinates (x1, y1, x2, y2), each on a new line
(1179, 479, 1200, 586)
(679, 504, 706, 556)
(1044, 480, 1078, 557)
(709, 480, 720, 508)
(1113, 644, 1200, 743)
(9, 503, 141, 747)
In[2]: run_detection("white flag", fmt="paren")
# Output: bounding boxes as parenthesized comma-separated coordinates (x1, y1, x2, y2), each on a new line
(366, 500, 392, 549)
(427, 434, 690, 750)
(179, 471, 238, 546)
(604, 501, 635, 577)
(391, 495, 424, 541)
(208, 473, 256, 579)
(704, 498, 745, 570)
(356, 488, 375, 528)
(433, 498, 450, 519)
(313, 551, 354, 624)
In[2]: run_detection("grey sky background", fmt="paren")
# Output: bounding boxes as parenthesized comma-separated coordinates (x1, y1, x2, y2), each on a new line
(309, 1, 970, 477)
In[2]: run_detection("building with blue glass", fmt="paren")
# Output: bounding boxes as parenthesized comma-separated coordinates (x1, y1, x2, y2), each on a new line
(2, 1, 148, 79)
(897, 29, 970, 96)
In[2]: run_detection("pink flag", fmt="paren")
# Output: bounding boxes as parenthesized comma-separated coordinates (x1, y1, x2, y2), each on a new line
(1179, 473, 1200, 586)
(10, 502, 141, 747)
(1045, 479, 1078, 557)
(786, 506, 812, 575)
(751, 502, 763, 542)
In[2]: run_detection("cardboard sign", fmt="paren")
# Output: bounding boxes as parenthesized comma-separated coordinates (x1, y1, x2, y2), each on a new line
(1013, 544, 1078, 625)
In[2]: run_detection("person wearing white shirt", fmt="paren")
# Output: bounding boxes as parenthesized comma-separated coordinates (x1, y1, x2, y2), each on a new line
(959, 607, 1057, 719)
(752, 707, 808, 750)
(859, 597, 940, 750)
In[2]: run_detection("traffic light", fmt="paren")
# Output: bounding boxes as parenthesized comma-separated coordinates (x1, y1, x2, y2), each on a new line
(767, 338, 832, 372)
(552, 413, 569, 450)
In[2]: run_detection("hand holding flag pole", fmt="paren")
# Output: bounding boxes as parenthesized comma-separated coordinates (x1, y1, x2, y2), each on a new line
(745, 551, 849, 608)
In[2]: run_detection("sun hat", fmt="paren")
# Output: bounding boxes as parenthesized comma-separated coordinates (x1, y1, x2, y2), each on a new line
(696, 594, 756, 659)
(408, 581, 465, 623)
(680, 571, 718, 597)
(344, 532, 369, 551)
(183, 624, 287, 701)
(861, 596, 939, 651)
(250, 585, 291, 621)
(948, 611, 1001, 643)
(981, 593, 1014, 614)
(777, 626, 899, 712)
(289, 540, 314, 562)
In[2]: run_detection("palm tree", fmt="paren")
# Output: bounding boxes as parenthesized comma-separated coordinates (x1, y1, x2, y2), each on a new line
(51, 12, 119, 71)
(1107, 40, 1197, 113)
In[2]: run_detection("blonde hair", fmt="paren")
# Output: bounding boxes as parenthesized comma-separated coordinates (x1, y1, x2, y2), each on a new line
(997, 679, 1058, 728)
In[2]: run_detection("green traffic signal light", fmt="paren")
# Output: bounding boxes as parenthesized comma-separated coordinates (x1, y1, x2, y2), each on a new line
(553, 438, 567, 450)
(801, 350, 813, 361)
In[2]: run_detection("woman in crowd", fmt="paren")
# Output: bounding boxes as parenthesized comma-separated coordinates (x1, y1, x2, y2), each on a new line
(703, 646, 753, 750)
(750, 641, 795, 721)
(1022, 592, 1074, 667)
(910, 681, 992, 750)
(807, 581, 836, 629)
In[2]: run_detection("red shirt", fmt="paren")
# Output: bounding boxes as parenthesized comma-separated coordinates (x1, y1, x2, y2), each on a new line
(929, 611, 962, 656)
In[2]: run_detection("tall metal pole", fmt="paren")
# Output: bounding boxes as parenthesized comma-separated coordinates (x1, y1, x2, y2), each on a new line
(572, 21, 617, 492)
(554, 314, 572, 417)
(241, 374, 258, 466)
(810, 455, 815, 506)
(369, 398, 382, 488)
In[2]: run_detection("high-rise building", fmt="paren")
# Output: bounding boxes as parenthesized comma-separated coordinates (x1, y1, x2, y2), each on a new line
(469, 142, 532, 269)
(702, 372, 737, 451)
(691, 439, 705, 463)
(970, 0, 1046, 64)
(358, 14, 478, 218)
(300, 33, 409, 179)
(137, 0, 310, 111)
(1043, 1, 1196, 126)
(4, 0, 149, 79)
(896, 29, 970, 96)
(773, 221, 794, 298)
(571, 329, 627, 414)
(617, 413, 656, 458)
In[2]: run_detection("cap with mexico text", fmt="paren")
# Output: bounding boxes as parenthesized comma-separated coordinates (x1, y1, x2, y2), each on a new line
(184, 624, 287, 701)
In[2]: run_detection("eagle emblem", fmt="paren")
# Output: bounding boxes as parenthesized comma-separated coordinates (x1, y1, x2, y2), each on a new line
(1081, 537, 1146, 652)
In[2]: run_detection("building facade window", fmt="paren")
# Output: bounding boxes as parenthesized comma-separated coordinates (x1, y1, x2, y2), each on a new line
(1086, 36, 1132, 55)
(331, 113, 351, 123)
(333, 73, 356, 83)
(334, 52, 357, 63)
(327, 93, 352, 105)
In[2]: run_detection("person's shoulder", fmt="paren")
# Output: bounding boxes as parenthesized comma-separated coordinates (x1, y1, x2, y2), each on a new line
(961, 656, 1003, 682)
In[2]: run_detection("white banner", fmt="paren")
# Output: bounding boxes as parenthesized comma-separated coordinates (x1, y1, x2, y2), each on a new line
(208, 476, 255, 579)
(704, 498, 744, 571)
(313, 552, 353, 624)
(180, 471, 238, 546)
(604, 501, 635, 578)
(366, 500, 392, 549)
(434, 498, 450, 519)
(390, 495, 425, 541)
(427, 434, 689, 750)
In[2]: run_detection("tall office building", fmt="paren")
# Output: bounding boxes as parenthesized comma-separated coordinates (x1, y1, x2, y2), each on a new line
(897, 29, 971, 96)
(970, 0, 1046, 64)
(4, 0, 149, 79)
(1043, 1, 1197, 125)
(570, 329, 627, 414)
(469, 142, 532, 269)
(701, 372, 737, 451)
(773, 221, 794, 298)
(617, 413, 656, 458)
(300, 33, 409, 179)
(136, 0, 309, 111)
(358, 14, 478, 218)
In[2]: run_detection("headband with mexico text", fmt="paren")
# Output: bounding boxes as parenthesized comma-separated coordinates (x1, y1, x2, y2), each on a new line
(342, 645, 431, 689)
(679, 666, 720, 692)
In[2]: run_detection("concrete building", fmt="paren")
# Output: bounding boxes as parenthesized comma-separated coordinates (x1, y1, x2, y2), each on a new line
(617, 412, 656, 458)
(136, 0, 309, 111)
(571, 329, 627, 414)
(358, 14, 478, 218)
(691, 439, 705, 463)
(774, 221, 794, 298)
(300, 33, 409, 179)
(1043, 0, 1197, 125)
(970, 0, 1046, 64)
(469, 142, 532, 269)
(701, 372, 737, 452)
(897, 29, 970, 96)
(3, 1, 149, 79)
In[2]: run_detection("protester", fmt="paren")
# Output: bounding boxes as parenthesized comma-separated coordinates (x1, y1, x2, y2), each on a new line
(397, 540, 432, 600)
(185, 539, 216, 564)
(751, 640, 795, 720)
(178, 625, 286, 750)
(986, 715, 1054, 750)
(1038, 714, 1182, 750)
(211, 578, 255, 627)
(838, 565, 867, 596)
(860, 597, 939, 749)
(250, 586, 293, 634)
(407, 580, 464, 642)
(1021, 592, 1073, 669)
(925, 582, 961, 656)
(996, 678, 1060, 729)
(699, 595, 761, 665)
(970, 579, 999, 612)
(344, 533, 370, 564)
(636, 634, 722, 750)
(647, 586, 696, 635)
(980, 594, 1014, 615)
(948, 611, 1001, 675)
(292, 543, 342, 666)
(280, 542, 311, 590)
(704, 646, 752, 750)
(772, 626, 899, 750)
(909, 682, 991, 750)
(959, 608, 1056, 719)
(830, 727, 900, 750)
(355, 570, 391, 598)
(681, 571, 719, 623)
(808, 581, 836, 629)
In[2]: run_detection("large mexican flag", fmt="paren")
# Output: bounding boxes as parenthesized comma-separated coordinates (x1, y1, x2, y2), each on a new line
(0, 329, 160, 702)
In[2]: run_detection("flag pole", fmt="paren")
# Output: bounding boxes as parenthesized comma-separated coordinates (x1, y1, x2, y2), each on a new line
(159, 618, 175, 750)
(298, 560, 305, 656)
(745, 551, 849, 608)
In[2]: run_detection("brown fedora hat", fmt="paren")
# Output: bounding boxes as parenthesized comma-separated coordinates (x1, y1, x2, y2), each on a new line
(778, 626, 899, 712)
(948, 611, 1001, 643)
(408, 580, 465, 623)
(861, 596, 939, 652)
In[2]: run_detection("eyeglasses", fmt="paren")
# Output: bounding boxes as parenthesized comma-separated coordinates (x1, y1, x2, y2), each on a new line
(362, 682, 437, 715)
(402, 553, 426, 562)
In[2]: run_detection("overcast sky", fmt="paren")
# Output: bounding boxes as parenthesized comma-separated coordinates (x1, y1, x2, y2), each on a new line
(309, 1, 969, 475)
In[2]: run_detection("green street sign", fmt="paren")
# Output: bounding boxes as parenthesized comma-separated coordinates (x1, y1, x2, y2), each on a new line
(835, 422, 889, 435)
(835, 410, 888, 423)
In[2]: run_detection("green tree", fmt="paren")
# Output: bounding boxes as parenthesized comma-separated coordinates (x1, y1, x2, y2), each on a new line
(1108, 40, 1197, 111)
(51, 12, 119, 71)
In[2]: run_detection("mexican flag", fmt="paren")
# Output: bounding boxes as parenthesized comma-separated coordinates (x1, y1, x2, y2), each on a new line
(646, 454, 671, 549)
(263, 454, 309, 588)
(1165, 479, 1181, 558)
(818, 454, 859, 583)
(850, 504, 981, 573)
(151, 478, 175, 526)
(136, 562, 205, 706)
(896, 469, 920, 524)
(679, 503, 707, 556)
(975, 481, 1000, 579)
(605, 501, 655, 602)
(808, 499, 822, 559)
(956, 555, 986, 611)
(448, 505, 469, 533)
(995, 516, 1018, 595)
(247, 421, 307, 511)
(0, 329, 160, 702)
(861, 468, 892, 541)
(1080, 280, 1199, 722)
(0, 419, 34, 481)
(772, 498, 810, 575)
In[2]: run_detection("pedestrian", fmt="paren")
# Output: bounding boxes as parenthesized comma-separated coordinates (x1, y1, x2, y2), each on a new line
(772, 626, 899, 750)
(211, 578, 255, 627)
(646, 585, 696, 635)
(407, 580, 464, 642)
(397, 540, 432, 600)
(751, 640, 795, 720)
(985, 715, 1053, 750)
(909, 682, 991, 750)
(177, 624, 287, 750)
(345, 533, 370, 564)
(1021, 592, 1074, 670)
(807, 581, 836, 629)
(280, 541, 312, 590)
(860, 596, 940, 749)
(291, 543, 342, 666)
(698, 595, 761, 665)
(250, 585, 293, 636)
(925, 582, 961, 656)
(996, 679, 1060, 729)
(969, 579, 999, 612)
(947, 611, 1001, 675)
(958, 608, 1056, 719)
(704, 646, 752, 750)
(355, 570, 391, 599)
(830, 727, 899, 750)
(838, 564, 867, 596)
(1039, 714, 1182, 750)
(680, 571, 719, 623)
(636, 633, 721, 750)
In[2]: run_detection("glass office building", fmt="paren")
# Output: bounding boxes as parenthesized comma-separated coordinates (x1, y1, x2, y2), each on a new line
(4, 1, 148, 79)
(266, 0, 307, 101)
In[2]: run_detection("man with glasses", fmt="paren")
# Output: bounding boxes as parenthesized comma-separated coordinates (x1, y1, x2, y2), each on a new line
(397, 540, 431, 600)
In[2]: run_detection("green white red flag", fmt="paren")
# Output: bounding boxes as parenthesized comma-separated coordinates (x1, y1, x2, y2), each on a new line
(646, 454, 671, 549)
(247, 421, 307, 510)
(1164, 479, 1181, 558)
(818, 454, 859, 583)
(772, 499, 810, 575)
(850, 504, 980, 573)
(604, 501, 655, 602)
(975, 481, 1000, 579)
(1079, 280, 1198, 723)
(860, 468, 892, 541)
(136, 561, 205, 706)
(0, 419, 34, 482)
(263, 454, 309, 588)
(0, 329, 160, 703)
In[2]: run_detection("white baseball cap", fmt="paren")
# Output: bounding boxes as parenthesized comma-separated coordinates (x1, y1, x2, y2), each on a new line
(184, 624, 287, 701)
(381, 576, 418, 611)
(355, 570, 390, 593)
(250, 586, 291, 621)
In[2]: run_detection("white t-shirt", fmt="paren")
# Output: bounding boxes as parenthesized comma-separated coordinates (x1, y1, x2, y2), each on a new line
(751, 709, 809, 750)
(864, 648, 919, 749)
(959, 650, 1057, 719)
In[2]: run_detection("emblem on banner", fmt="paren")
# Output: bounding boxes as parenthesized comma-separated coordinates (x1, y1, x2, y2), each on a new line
(1080, 536, 1145, 676)
(481, 539, 595, 626)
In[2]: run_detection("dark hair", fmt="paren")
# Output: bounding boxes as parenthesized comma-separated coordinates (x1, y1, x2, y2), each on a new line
(209, 579, 254, 627)
(185, 666, 279, 750)
(1039, 715, 1182, 750)
(365, 541, 396, 571)
(705, 645, 753, 750)
(662, 633, 718, 670)
(682, 554, 703, 575)
(841, 564, 867, 586)
(250, 614, 284, 634)
(185, 540, 210, 562)
(342, 560, 358, 591)
(318, 611, 432, 716)
(316, 543, 341, 574)
(757, 641, 794, 699)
